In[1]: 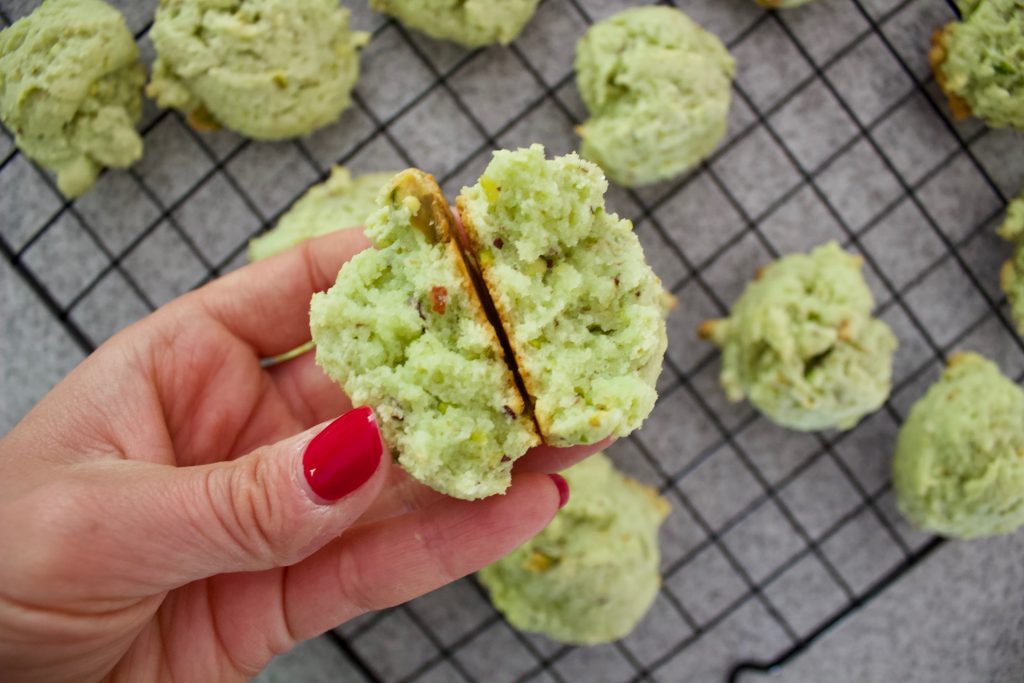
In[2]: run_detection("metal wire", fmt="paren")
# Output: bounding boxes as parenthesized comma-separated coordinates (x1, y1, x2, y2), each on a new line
(0, 0, 1018, 681)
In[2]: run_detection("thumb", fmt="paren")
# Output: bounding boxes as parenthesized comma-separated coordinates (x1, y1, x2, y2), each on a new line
(19, 407, 388, 595)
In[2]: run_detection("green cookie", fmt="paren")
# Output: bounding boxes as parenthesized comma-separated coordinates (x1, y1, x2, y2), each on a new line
(893, 352, 1024, 539)
(479, 453, 670, 644)
(148, 0, 367, 139)
(701, 242, 897, 432)
(930, 0, 1024, 129)
(0, 0, 145, 197)
(574, 6, 735, 187)
(369, 0, 539, 47)
(249, 167, 396, 261)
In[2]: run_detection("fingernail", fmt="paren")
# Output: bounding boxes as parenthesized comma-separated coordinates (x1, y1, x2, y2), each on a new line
(303, 406, 382, 502)
(548, 474, 570, 509)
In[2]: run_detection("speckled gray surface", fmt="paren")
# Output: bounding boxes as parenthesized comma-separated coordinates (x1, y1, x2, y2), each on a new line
(2, 0, 1024, 682)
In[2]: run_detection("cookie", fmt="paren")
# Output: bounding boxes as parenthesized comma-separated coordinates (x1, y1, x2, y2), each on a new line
(310, 170, 539, 500)
(479, 453, 670, 644)
(249, 167, 396, 261)
(574, 6, 735, 187)
(457, 144, 668, 446)
(700, 242, 897, 432)
(930, 0, 1024, 129)
(148, 0, 367, 140)
(893, 352, 1024, 538)
(0, 0, 145, 197)
(369, 0, 539, 47)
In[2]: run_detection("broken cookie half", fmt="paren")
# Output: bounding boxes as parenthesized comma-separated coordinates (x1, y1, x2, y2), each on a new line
(311, 146, 668, 499)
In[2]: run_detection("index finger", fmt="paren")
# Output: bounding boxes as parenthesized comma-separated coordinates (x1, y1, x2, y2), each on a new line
(185, 227, 371, 357)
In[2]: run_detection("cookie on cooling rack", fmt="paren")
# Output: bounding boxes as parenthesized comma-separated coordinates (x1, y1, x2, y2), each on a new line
(248, 167, 396, 261)
(893, 352, 1024, 539)
(699, 242, 897, 432)
(457, 144, 668, 447)
(929, 0, 1024, 129)
(147, 0, 367, 139)
(998, 193, 1024, 335)
(573, 6, 735, 188)
(369, 0, 540, 47)
(0, 0, 145, 198)
(479, 453, 670, 645)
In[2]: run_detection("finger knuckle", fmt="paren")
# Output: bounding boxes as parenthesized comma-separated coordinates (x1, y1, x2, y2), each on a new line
(206, 457, 301, 568)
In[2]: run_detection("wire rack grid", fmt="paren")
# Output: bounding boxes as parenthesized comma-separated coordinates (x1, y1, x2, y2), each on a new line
(1, 0, 1023, 681)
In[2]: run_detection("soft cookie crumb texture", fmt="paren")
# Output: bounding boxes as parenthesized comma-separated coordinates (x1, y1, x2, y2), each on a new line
(0, 0, 145, 197)
(458, 144, 668, 446)
(574, 6, 735, 187)
(479, 453, 670, 645)
(310, 171, 538, 500)
(702, 242, 897, 432)
(893, 352, 1024, 539)
(147, 0, 367, 139)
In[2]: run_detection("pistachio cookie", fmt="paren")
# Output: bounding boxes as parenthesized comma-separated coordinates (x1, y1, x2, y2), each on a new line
(148, 0, 367, 139)
(479, 453, 670, 644)
(249, 167, 396, 261)
(700, 242, 897, 431)
(369, 0, 539, 47)
(574, 6, 735, 187)
(311, 146, 667, 498)
(893, 353, 1024, 538)
(930, 0, 1024, 129)
(0, 0, 145, 197)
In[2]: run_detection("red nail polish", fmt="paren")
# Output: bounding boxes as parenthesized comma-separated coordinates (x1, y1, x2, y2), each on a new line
(549, 474, 570, 509)
(303, 406, 382, 502)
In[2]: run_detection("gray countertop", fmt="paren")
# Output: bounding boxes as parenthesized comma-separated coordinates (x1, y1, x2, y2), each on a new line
(2, 0, 1023, 681)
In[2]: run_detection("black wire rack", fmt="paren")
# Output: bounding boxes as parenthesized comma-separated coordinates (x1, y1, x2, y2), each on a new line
(1, 0, 1022, 681)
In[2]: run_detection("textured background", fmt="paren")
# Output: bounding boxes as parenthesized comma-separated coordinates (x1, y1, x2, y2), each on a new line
(2, 0, 1023, 681)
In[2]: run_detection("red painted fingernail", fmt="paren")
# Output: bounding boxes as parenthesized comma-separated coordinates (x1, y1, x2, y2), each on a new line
(549, 474, 570, 509)
(303, 406, 382, 502)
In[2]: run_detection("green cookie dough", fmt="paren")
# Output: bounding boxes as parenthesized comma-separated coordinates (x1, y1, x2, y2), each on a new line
(370, 0, 539, 47)
(249, 167, 396, 261)
(700, 242, 897, 432)
(148, 0, 367, 140)
(0, 0, 145, 197)
(311, 170, 539, 500)
(574, 6, 735, 187)
(893, 352, 1024, 539)
(930, 0, 1024, 129)
(479, 453, 670, 644)
(998, 193, 1024, 334)
(458, 144, 668, 446)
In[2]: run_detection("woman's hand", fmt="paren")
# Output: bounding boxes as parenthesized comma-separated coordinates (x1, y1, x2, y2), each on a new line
(0, 228, 606, 683)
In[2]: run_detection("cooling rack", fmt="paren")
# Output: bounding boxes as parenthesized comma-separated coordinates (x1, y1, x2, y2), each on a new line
(2, 0, 1023, 681)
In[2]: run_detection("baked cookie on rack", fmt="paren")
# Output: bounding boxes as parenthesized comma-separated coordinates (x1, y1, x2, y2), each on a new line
(700, 242, 897, 432)
(929, 0, 1024, 129)
(148, 0, 367, 139)
(573, 6, 735, 188)
(0, 0, 145, 197)
(480, 453, 670, 644)
(893, 352, 1024, 539)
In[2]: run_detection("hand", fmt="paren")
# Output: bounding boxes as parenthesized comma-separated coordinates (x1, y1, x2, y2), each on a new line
(0, 228, 608, 683)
